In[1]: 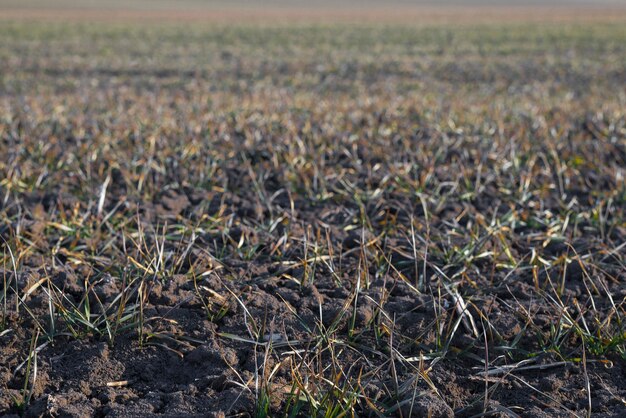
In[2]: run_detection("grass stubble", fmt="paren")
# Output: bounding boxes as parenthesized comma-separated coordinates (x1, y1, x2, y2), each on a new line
(0, 11, 625, 418)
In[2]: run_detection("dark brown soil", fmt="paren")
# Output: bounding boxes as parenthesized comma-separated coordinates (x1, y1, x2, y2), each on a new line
(2, 190, 625, 416)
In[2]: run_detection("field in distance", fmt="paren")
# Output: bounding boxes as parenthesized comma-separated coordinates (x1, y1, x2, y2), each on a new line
(1, 5, 625, 418)
(2, 0, 626, 23)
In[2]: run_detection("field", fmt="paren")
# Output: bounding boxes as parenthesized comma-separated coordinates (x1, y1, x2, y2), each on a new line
(1, 6, 626, 417)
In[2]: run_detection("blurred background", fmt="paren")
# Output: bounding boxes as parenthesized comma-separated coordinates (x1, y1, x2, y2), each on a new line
(2, 0, 626, 23)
